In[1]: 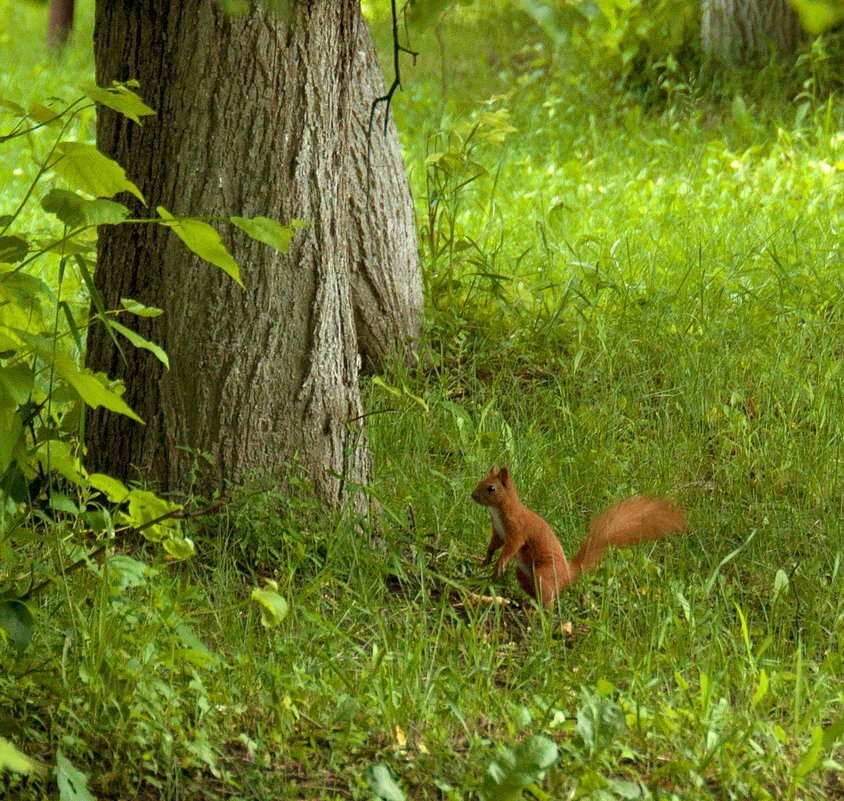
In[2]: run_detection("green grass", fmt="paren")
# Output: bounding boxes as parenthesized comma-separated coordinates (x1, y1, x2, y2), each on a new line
(3, 2, 844, 799)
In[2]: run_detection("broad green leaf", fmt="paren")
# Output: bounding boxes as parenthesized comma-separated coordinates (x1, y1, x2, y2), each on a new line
(56, 751, 95, 801)
(251, 584, 289, 628)
(28, 103, 62, 126)
(107, 555, 152, 593)
(49, 493, 80, 515)
(52, 142, 145, 203)
(795, 725, 823, 778)
(157, 206, 242, 286)
(124, 489, 182, 542)
(0, 599, 35, 646)
(367, 763, 406, 801)
(120, 298, 163, 317)
(822, 716, 844, 748)
(89, 473, 130, 503)
(37, 237, 95, 256)
(751, 668, 768, 709)
(50, 353, 142, 422)
(483, 735, 559, 800)
(0, 97, 26, 116)
(0, 363, 34, 404)
(230, 215, 305, 253)
(788, 0, 844, 33)
(109, 320, 169, 368)
(0, 738, 43, 776)
(162, 533, 196, 559)
(0, 408, 23, 475)
(41, 188, 129, 227)
(0, 235, 28, 263)
(32, 439, 87, 487)
(86, 83, 156, 124)
(606, 779, 645, 800)
(773, 568, 789, 601)
(0, 270, 49, 331)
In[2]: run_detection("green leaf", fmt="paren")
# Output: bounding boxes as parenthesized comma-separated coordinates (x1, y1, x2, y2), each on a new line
(0, 737, 43, 776)
(32, 439, 87, 487)
(773, 568, 790, 601)
(795, 725, 823, 778)
(822, 716, 844, 749)
(230, 215, 304, 253)
(788, 0, 844, 33)
(483, 735, 559, 801)
(109, 320, 169, 368)
(123, 489, 182, 542)
(120, 298, 163, 317)
(0, 599, 35, 646)
(162, 533, 196, 559)
(157, 206, 242, 286)
(0, 363, 34, 404)
(49, 493, 80, 515)
(28, 103, 62, 126)
(50, 353, 142, 422)
(86, 83, 156, 124)
(251, 583, 289, 628)
(107, 555, 152, 593)
(52, 142, 145, 203)
(56, 751, 96, 801)
(0, 97, 26, 116)
(41, 188, 129, 227)
(751, 668, 768, 709)
(606, 779, 645, 800)
(367, 763, 406, 801)
(88, 473, 131, 503)
(0, 408, 23, 476)
(0, 236, 28, 264)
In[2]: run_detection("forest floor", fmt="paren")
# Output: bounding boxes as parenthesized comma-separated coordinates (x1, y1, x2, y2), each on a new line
(2, 2, 844, 799)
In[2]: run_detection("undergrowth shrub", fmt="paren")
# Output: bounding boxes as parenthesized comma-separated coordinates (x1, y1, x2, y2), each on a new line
(0, 84, 292, 786)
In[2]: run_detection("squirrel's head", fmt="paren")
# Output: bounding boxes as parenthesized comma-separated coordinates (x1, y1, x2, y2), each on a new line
(471, 465, 513, 507)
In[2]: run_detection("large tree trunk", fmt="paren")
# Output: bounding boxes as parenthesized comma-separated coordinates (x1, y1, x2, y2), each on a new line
(47, 0, 75, 51)
(349, 20, 422, 373)
(87, 0, 410, 503)
(701, 0, 802, 63)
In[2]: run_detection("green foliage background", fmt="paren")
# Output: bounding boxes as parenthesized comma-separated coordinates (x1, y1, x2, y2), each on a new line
(2, 0, 844, 799)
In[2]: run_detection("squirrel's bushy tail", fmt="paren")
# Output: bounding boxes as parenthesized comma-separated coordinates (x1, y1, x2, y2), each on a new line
(571, 496, 687, 578)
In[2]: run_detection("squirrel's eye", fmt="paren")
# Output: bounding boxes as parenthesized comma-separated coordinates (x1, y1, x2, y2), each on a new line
(488, 486, 495, 492)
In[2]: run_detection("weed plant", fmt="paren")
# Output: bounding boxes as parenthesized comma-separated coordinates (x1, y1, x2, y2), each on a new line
(2, 1, 844, 799)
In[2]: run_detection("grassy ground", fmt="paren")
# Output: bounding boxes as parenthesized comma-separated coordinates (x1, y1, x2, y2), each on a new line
(2, 1, 844, 799)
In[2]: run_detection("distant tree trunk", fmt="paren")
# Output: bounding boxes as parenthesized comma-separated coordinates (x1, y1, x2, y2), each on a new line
(701, 0, 802, 63)
(47, 0, 75, 51)
(349, 19, 423, 373)
(87, 0, 419, 503)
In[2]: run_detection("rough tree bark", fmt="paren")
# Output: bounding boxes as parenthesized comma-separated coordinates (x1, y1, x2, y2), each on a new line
(47, 0, 75, 51)
(701, 0, 802, 63)
(86, 1, 418, 502)
(349, 19, 423, 373)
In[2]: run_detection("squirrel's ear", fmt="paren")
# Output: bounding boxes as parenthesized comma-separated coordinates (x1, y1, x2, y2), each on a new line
(499, 466, 509, 486)
(490, 464, 498, 475)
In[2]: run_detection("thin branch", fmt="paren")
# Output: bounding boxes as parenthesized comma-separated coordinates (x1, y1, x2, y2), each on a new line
(21, 501, 226, 600)
(365, 0, 418, 209)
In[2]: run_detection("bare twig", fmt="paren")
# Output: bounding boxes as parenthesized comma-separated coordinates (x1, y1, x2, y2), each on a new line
(21, 500, 226, 600)
(365, 0, 418, 209)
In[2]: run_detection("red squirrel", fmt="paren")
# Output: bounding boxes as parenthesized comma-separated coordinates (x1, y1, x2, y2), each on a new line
(471, 465, 687, 609)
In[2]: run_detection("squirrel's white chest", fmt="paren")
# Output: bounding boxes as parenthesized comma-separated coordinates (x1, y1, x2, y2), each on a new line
(489, 508, 530, 573)
(489, 508, 506, 538)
